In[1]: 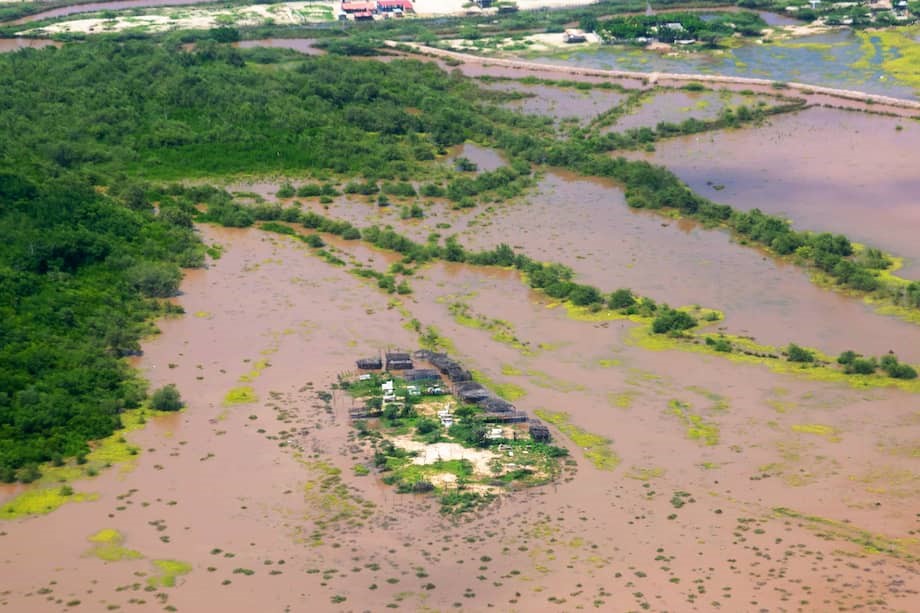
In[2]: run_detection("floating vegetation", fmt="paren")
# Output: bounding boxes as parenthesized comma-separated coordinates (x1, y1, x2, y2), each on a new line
(625, 466, 665, 481)
(238, 359, 270, 383)
(668, 400, 720, 446)
(223, 386, 258, 406)
(608, 390, 639, 409)
(535, 409, 619, 470)
(791, 423, 841, 442)
(148, 559, 193, 588)
(472, 370, 526, 402)
(87, 529, 142, 562)
(773, 507, 920, 562)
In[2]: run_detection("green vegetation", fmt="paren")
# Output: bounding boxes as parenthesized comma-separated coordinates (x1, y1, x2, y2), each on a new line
(597, 11, 768, 47)
(150, 384, 184, 412)
(535, 409, 619, 470)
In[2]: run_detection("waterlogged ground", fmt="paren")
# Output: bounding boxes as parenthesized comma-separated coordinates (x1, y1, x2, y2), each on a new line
(631, 105, 920, 279)
(528, 28, 919, 100)
(3, 60, 920, 612)
(2, 216, 918, 611)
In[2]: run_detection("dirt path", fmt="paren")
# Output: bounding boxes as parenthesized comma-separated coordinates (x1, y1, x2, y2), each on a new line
(390, 41, 920, 114)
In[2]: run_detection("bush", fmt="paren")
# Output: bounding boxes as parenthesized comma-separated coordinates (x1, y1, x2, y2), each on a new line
(608, 288, 636, 309)
(846, 357, 877, 375)
(651, 307, 696, 335)
(151, 384, 184, 411)
(276, 183, 295, 198)
(126, 262, 182, 298)
(786, 344, 815, 364)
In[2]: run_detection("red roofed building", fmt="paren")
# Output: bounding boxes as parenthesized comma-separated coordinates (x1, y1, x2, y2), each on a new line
(341, 2, 376, 12)
(377, 0, 413, 11)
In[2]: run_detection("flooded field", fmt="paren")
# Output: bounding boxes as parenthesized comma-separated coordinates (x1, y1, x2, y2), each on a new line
(606, 88, 775, 132)
(233, 38, 322, 55)
(479, 79, 627, 124)
(2, 218, 918, 611)
(631, 106, 920, 279)
(528, 29, 919, 100)
(0, 37, 61, 52)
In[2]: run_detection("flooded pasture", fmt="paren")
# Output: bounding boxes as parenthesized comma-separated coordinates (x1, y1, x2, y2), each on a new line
(479, 79, 627, 124)
(0, 215, 917, 611)
(0, 37, 61, 52)
(527, 29, 919, 100)
(631, 105, 920, 278)
(233, 38, 322, 55)
(606, 88, 776, 132)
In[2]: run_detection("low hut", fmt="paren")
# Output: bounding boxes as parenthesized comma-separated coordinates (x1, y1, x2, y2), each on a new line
(385, 352, 413, 370)
(356, 357, 382, 370)
(445, 364, 472, 382)
(483, 410, 528, 424)
(529, 421, 551, 442)
(479, 397, 514, 413)
(404, 369, 441, 382)
(456, 381, 490, 403)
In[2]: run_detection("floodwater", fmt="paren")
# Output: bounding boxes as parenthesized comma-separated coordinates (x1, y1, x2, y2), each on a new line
(479, 79, 627, 124)
(0, 37, 61, 52)
(461, 170, 920, 363)
(606, 88, 775, 132)
(632, 105, 920, 279)
(528, 29, 918, 100)
(234, 38, 322, 55)
(1, 219, 918, 611)
(9, 0, 225, 24)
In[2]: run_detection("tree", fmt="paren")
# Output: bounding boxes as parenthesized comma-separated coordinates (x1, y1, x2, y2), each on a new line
(786, 344, 815, 364)
(608, 288, 636, 309)
(150, 384, 184, 411)
(127, 262, 182, 298)
(651, 307, 696, 334)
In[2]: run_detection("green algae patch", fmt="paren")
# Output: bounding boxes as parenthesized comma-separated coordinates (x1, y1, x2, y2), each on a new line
(535, 409, 620, 470)
(668, 400, 719, 446)
(223, 385, 257, 406)
(608, 390, 639, 409)
(448, 300, 536, 355)
(148, 559, 193, 588)
(525, 369, 584, 393)
(501, 363, 523, 376)
(87, 529, 143, 562)
(0, 487, 98, 519)
(626, 466, 664, 481)
(854, 28, 920, 94)
(238, 359, 270, 383)
(472, 370, 526, 401)
(792, 423, 841, 442)
(773, 507, 920, 561)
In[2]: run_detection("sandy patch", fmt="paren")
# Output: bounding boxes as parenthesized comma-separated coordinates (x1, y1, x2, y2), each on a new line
(20, 2, 336, 35)
(394, 438, 496, 474)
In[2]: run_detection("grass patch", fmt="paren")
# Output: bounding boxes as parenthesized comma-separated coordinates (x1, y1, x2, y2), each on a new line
(87, 529, 143, 562)
(223, 386, 257, 406)
(535, 409, 619, 470)
(791, 423, 840, 443)
(472, 370, 526, 401)
(668, 400, 719, 446)
(148, 559, 193, 588)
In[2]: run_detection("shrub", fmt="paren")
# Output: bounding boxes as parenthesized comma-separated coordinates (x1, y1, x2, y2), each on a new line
(786, 344, 815, 364)
(608, 288, 636, 309)
(151, 384, 184, 411)
(651, 307, 696, 335)
(276, 183, 295, 198)
(846, 357, 877, 375)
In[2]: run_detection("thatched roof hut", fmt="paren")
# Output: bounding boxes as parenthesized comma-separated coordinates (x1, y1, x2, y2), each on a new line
(479, 397, 514, 413)
(356, 357, 382, 370)
(529, 421, 551, 442)
(385, 352, 413, 370)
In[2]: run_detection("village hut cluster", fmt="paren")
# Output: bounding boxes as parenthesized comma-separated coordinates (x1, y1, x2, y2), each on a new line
(338, 0, 414, 21)
(353, 350, 552, 443)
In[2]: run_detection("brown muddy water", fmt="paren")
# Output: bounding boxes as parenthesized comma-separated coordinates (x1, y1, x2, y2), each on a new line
(234, 38, 322, 55)
(607, 88, 777, 132)
(1, 221, 918, 611)
(461, 170, 920, 363)
(479, 80, 627, 124)
(632, 105, 920, 279)
(9, 0, 224, 25)
(0, 37, 61, 52)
